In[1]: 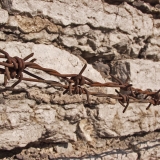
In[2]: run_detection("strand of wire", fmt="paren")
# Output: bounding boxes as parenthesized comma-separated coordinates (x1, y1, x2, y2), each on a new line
(0, 49, 159, 112)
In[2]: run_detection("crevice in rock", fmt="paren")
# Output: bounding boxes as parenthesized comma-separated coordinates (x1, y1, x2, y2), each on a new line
(103, 0, 160, 19)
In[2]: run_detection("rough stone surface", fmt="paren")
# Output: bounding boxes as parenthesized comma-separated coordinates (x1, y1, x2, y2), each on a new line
(0, 41, 105, 83)
(0, 0, 159, 159)
(0, 0, 158, 61)
(0, 8, 8, 24)
(111, 59, 160, 90)
(96, 103, 160, 137)
(0, 124, 44, 150)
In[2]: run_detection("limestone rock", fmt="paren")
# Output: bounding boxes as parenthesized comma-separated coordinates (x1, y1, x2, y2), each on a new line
(0, 8, 8, 24)
(0, 31, 6, 40)
(0, 41, 105, 84)
(1, 1, 158, 61)
(20, 30, 58, 44)
(62, 104, 87, 123)
(34, 105, 56, 124)
(60, 36, 78, 47)
(10, 0, 153, 36)
(111, 59, 160, 90)
(44, 121, 77, 142)
(0, 0, 160, 158)
(146, 43, 160, 60)
(54, 143, 73, 154)
(96, 103, 160, 137)
(0, 99, 35, 129)
(78, 119, 94, 141)
(153, 19, 160, 36)
(0, 124, 44, 150)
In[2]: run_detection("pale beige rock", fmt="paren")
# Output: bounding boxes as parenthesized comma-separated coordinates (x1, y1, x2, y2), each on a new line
(146, 43, 160, 60)
(34, 105, 56, 124)
(0, 41, 105, 84)
(78, 119, 93, 141)
(11, 0, 153, 36)
(0, 97, 79, 149)
(0, 124, 44, 150)
(0, 8, 8, 24)
(60, 36, 78, 47)
(28, 88, 51, 103)
(74, 25, 90, 36)
(57, 103, 87, 122)
(54, 143, 73, 154)
(96, 103, 160, 137)
(2, 1, 158, 61)
(0, 31, 6, 40)
(0, 0, 160, 158)
(20, 30, 58, 44)
(45, 121, 77, 142)
(153, 19, 160, 36)
(0, 100, 34, 128)
(112, 59, 160, 90)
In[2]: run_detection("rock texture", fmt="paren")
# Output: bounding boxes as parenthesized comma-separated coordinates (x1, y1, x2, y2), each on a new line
(0, 0, 159, 159)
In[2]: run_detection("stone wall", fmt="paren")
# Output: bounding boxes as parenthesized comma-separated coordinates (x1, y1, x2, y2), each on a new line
(0, 0, 160, 159)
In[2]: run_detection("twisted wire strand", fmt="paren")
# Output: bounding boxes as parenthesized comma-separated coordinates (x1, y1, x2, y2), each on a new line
(0, 49, 159, 112)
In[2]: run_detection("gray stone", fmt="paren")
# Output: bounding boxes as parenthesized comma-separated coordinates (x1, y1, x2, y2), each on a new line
(113, 41, 131, 55)
(130, 43, 143, 58)
(93, 62, 110, 77)
(63, 27, 75, 35)
(88, 30, 104, 42)
(2, 0, 158, 62)
(100, 51, 120, 60)
(87, 39, 97, 51)
(78, 119, 93, 141)
(153, 19, 160, 36)
(22, 155, 30, 160)
(28, 147, 37, 153)
(64, 104, 87, 123)
(0, 100, 34, 128)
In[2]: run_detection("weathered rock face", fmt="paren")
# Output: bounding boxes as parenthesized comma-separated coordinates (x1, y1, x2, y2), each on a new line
(111, 59, 160, 90)
(0, 0, 159, 159)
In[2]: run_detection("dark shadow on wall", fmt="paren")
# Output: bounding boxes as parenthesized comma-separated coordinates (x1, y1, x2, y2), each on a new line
(0, 130, 160, 159)
(103, 0, 160, 6)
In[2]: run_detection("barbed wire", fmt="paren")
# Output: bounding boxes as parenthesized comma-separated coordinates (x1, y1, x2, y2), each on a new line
(0, 49, 159, 112)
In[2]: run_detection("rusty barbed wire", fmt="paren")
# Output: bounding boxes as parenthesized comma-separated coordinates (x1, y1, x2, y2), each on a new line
(0, 49, 159, 112)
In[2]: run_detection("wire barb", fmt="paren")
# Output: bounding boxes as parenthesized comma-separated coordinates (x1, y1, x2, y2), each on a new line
(0, 49, 159, 112)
